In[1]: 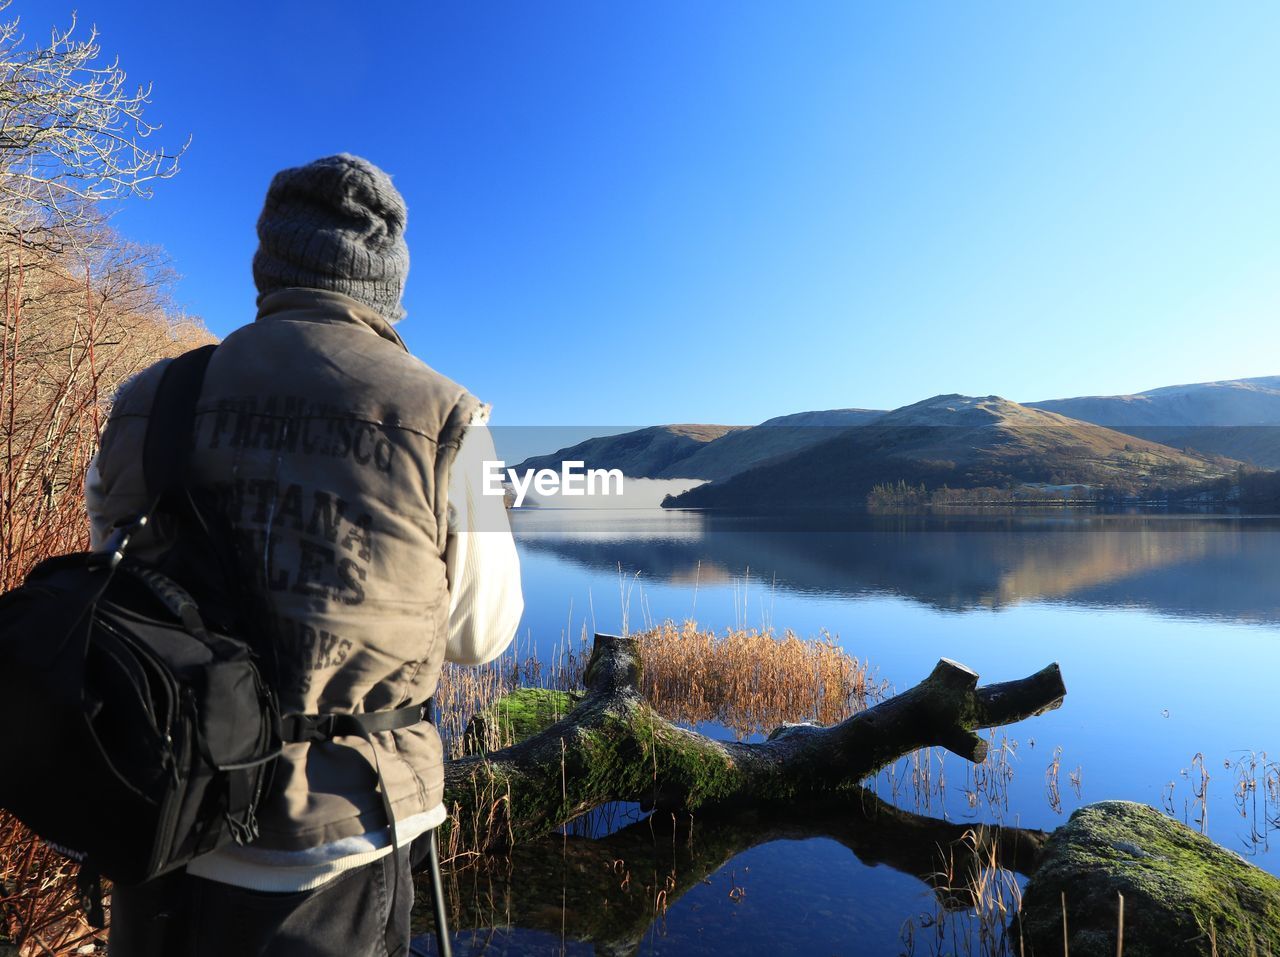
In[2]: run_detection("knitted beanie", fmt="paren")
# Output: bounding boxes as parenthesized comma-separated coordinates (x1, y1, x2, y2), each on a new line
(252, 153, 409, 323)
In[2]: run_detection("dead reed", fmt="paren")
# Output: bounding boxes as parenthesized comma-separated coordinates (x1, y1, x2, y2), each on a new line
(633, 619, 886, 739)
(1046, 746, 1064, 815)
(1189, 752, 1211, 834)
(967, 735, 1018, 816)
(1159, 748, 1280, 860)
(902, 827, 1025, 957)
(436, 618, 884, 758)
(875, 733, 1081, 826)
(1231, 750, 1279, 855)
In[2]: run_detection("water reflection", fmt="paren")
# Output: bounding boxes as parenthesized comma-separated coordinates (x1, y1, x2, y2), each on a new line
(514, 510, 1280, 623)
(410, 791, 1046, 957)
(435, 509, 1280, 955)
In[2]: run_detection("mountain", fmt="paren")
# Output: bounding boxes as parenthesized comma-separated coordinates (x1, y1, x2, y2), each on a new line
(509, 424, 742, 479)
(664, 394, 1236, 511)
(650, 409, 885, 481)
(1030, 376, 1280, 427)
(510, 410, 884, 482)
(1030, 377, 1280, 467)
(509, 375, 1280, 499)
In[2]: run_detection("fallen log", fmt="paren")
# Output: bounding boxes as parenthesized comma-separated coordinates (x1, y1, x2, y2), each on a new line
(442, 634, 1066, 850)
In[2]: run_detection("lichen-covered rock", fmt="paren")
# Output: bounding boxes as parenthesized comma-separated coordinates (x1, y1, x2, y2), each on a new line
(1018, 800, 1280, 956)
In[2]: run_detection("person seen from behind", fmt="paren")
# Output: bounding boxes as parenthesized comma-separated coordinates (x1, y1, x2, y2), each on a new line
(85, 153, 523, 956)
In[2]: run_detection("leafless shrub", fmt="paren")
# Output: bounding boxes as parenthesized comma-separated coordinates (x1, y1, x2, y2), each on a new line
(0, 228, 211, 591)
(0, 9, 197, 948)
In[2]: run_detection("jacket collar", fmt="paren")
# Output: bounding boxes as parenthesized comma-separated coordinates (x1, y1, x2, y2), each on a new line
(254, 288, 408, 352)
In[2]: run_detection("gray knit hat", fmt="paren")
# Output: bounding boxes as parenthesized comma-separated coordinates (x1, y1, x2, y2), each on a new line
(253, 153, 409, 322)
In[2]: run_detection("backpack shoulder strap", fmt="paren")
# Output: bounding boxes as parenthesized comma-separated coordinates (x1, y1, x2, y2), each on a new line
(142, 344, 218, 500)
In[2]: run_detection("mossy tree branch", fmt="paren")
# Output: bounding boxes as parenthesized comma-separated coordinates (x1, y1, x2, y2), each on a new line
(442, 634, 1066, 850)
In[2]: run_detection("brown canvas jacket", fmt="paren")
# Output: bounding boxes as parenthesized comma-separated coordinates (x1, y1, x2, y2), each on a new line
(90, 287, 480, 849)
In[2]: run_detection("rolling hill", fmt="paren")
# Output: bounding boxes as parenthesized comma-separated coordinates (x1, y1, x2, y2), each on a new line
(1030, 376, 1280, 427)
(649, 408, 885, 481)
(508, 375, 1279, 506)
(1030, 377, 1280, 467)
(509, 424, 742, 479)
(510, 410, 884, 481)
(663, 395, 1236, 511)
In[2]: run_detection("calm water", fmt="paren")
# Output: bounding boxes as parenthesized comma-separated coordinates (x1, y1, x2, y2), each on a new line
(413, 509, 1280, 956)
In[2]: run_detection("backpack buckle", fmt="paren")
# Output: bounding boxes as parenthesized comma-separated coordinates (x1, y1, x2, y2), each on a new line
(280, 712, 340, 743)
(226, 808, 260, 846)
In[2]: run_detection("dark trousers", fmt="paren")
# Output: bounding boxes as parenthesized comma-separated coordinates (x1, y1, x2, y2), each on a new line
(107, 846, 414, 957)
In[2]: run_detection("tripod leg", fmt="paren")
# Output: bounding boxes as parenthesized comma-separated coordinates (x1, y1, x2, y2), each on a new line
(426, 829, 452, 957)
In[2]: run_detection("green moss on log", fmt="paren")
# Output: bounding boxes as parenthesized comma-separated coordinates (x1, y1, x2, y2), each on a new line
(1019, 801, 1280, 956)
(621, 713, 743, 807)
(462, 688, 584, 753)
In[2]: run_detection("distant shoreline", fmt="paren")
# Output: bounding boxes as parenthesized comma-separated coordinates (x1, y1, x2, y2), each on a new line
(652, 501, 1280, 516)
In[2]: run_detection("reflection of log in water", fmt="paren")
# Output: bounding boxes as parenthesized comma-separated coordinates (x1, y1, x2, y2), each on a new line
(413, 791, 1049, 957)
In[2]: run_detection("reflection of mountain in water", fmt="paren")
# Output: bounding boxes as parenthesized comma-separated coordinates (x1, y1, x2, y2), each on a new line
(513, 511, 1280, 624)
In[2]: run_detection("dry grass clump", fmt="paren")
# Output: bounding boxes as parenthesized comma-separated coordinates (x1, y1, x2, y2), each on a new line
(634, 620, 885, 740)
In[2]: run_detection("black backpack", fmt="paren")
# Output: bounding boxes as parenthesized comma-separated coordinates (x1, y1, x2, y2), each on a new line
(0, 345, 426, 927)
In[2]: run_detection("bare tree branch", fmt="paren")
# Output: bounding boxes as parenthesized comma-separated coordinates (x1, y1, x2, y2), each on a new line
(0, 3, 188, 233)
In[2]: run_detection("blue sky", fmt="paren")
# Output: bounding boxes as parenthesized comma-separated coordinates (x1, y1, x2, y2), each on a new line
(48, 1, 1280, 426)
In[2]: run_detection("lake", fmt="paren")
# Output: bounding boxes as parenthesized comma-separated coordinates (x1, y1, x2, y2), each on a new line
(413, 509, 1280, 956)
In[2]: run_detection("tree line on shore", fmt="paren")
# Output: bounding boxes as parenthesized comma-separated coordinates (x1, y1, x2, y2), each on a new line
(867, 465, 1280, 510)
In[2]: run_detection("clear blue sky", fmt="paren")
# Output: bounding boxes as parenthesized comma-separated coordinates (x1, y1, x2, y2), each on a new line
(47, 1, 1280, 426)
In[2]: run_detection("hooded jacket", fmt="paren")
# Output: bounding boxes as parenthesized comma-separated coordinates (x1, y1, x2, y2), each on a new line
(89, 287, 480, 850)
